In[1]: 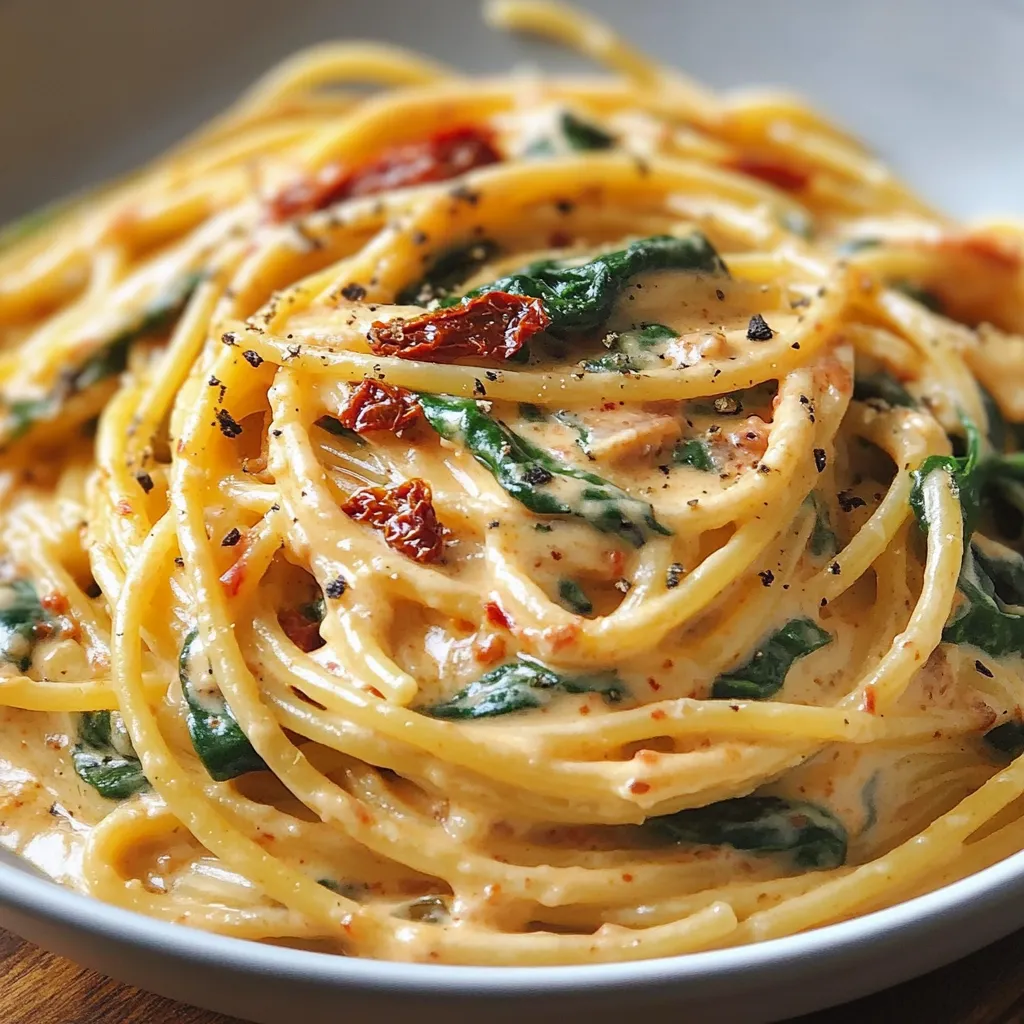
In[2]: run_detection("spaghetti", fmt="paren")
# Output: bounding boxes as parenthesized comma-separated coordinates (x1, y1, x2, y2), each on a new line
(1, 0, 1023, 966)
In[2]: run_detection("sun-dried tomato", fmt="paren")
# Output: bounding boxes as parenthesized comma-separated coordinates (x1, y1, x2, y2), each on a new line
(368, 291, 550, 362)
(279, 607, 325, 652)
(337, 379, 423, 434)
(729, 155, 809, 193)
(341, 478, 446, 563)
(270, 126, 501, 221)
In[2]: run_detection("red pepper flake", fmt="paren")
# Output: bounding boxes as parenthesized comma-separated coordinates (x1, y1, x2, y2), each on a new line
(278, 607, 324, 652)
(337, 379, 423, 434)
(485, 601, 512, 630)
(368, 291, 550, 363)
(269, 126, 501, 221)
(40, 592, 70, 614)
(220, 560, 246, 597)
(863, 685, 877, 715)
(729, 155, 809, 192)
(473, 633, 507, 665)
(629, 780, 651, 795)
(650, 708, 666, 721)
(341, 478, 446, 563)
(116, 500, 133, 517)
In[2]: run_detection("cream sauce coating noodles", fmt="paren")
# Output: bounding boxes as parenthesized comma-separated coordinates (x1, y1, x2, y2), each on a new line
(1, 0, 1024, 965)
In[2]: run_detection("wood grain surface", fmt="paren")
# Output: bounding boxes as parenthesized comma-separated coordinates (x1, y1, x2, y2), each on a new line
(2, 925, 1024, 1024)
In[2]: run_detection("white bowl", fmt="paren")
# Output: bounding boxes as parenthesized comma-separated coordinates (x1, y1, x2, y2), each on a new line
(4, 846, 1024, 1023)
(1, 1, 1023, 1020)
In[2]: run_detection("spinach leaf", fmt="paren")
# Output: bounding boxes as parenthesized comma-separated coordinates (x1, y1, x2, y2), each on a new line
(649, 795, 847, 870)
(314, 415, 366, 446)
(557, 578, 593, 615)
(941, 545, 1024, 657)
(711, 618, 833, 700)
(838, 237, 882, 255)
(72, 711, 150, 800)
(446, 234, 728, 335)
(0, 579, 54, 672)
(852, 373, 916, 409)
(985, 720, 1024, 760)
(2, 272, 202, 445)
(418, 392, 671, 546)
(582, 322, 676, 373)
(892, 280, 943, 314)
(909, 415, 983, 537)
(419, 655, 625, 719)
(806, 492, 837, 559)
(518, 402, 545, 423)
(179, 629, 267, 782)
(318, 878, 369, 900)
(526, 111, 615, 156)
(397, 240, 499, 305)
(394, 895, 450, 923)
(672, 438, 716, 472)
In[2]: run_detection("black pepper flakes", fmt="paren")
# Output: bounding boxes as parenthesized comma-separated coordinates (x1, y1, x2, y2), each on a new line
(174, 557, 184, 568)
(828, 562, 841, 575)
(758, 570, 774, 587)
(325, 576, 347, 599)
(524, 465, 553, 485)
(473, 379, 486, 397)
(746, 314, 774, 341)
(666, 563, 685, 588)
(136, 472, 154, 494)
(221, 527, 242, 547)
(221, 332, 238, 346)
(975, 660, 994, 678)
(216, 409, 243, 438)
(813, 448, 827, 473)
(341, 282, 367, 302)
(242, 349, 264, 368)
(715, 288, 725, 301)
(837, 490, 867, 512)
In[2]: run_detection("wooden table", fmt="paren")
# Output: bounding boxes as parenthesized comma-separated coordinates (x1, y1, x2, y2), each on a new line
(3, 924, 1024, 1024)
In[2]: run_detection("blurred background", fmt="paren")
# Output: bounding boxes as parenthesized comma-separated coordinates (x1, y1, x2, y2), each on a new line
(0, 0, 1021, 223)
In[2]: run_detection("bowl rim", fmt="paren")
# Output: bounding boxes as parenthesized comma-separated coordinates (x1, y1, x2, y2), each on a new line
(2, 844, 1024, 994)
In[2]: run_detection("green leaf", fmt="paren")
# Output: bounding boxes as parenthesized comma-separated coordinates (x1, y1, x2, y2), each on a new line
(852, 373, 916, 409)
(837, 237, 882, 255)
(805, 492, 837, 558)
(180, 630, 267, 782)
(649, 795, 847, 870)
(419, 655, 625, 719)
(314, 415, 366, 446)
(417, 392, 671, 546)
(909, 414, 983, 537)
(397, 240, 499, 305)
(446, 234, 728, 335)
(582, 322, 677, 373)
(526, 111, 616, 157)
(72, 711, 149, 800)
(711, 618, 833, 700)
(672, 438, 715, 472)
(1, 271, 202, 446)
(557, 578, 593, 615)
(985, 721, 1024, 761)
(941, 545, 1024, 657)
(892, 280, 943, 314)
(0, 579, 54, 672)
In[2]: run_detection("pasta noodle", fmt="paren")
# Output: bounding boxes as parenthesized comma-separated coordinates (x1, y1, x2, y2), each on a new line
(1, 0, 1023, 966)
